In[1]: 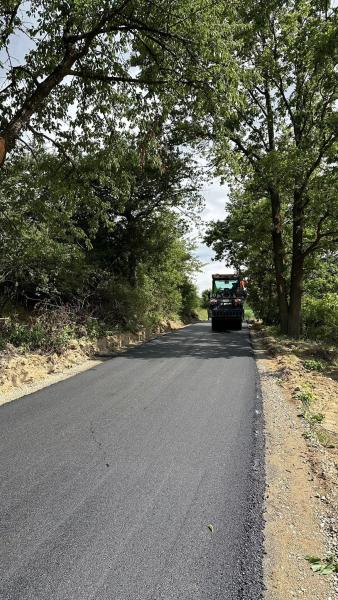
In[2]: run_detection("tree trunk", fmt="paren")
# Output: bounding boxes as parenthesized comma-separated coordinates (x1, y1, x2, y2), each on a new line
(288, 191, 305, 337)
(0, 33, 97, 163)
(269, 187, 289, 333)
(125, 213, 138, 288)
(264, 79, 289, 333)
(288, 264, 303, 337)
(128, 252, 138, 288)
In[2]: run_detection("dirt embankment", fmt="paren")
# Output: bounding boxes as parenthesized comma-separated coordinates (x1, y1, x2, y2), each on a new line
(0, 320, 184, 405)
(251, 327, 337, 600)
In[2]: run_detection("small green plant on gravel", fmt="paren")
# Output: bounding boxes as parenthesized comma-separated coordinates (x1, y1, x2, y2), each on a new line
(295, 386, 315, 407)
(303, 359, 325, 372)
(315, 430, 335, 448)
(305, 555, 338, 575)
(296, 387, 335, 447)
(309, 412, 325, 424)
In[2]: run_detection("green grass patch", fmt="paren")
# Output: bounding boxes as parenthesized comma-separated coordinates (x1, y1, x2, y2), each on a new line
(196, 307, 208, 321)
(303, 358, 325, 372)
(244, 303, 255, 320)
(295, 386, 315, 407)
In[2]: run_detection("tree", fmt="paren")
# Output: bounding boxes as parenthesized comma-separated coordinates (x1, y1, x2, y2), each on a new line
(211, 0, 338, 336)
(0, 127, 202, 327)
(200, 289, 210, 309)
(205, 185, 281, 324)
(84, 128, 203, 287)
(0, 0, 226, 166)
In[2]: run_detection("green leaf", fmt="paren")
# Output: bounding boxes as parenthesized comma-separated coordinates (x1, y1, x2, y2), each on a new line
(305, 556, 338, 575)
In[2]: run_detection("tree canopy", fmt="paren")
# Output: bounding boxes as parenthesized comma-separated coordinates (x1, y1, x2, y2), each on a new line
(0, 0, 227, 164)
(207, 0, 338, 335)
(0, 0, 337, 342)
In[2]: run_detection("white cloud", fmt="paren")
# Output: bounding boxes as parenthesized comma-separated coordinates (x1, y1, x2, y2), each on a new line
(191, 177, 232, 292)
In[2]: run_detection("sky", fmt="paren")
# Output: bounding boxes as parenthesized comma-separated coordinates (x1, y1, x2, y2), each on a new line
(192, 179, 230, 293)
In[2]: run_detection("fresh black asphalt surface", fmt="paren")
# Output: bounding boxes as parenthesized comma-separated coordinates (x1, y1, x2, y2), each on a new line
(0, 321, 264, 599)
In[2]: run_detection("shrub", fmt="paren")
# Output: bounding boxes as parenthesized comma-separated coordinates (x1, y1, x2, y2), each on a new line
(179, 279, 200, 321)
(0, 307, 78, 353)
(244, 303, 255, 320)
(302, 293, 338, 343)
(97, 279, 158, 330)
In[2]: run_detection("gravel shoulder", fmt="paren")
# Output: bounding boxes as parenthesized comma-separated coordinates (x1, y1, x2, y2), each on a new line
(251, 329, 337, 600)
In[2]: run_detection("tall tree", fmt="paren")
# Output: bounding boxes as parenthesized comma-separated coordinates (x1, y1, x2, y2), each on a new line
(0, 128, 202, 311)
(211, 0, 337, 335)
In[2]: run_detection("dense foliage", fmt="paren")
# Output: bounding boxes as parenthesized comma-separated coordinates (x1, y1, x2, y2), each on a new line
(205, 187, 338, 341)
(0, 130, 202, 341)
(1, 1, 337, 346)
(205, 0, 338, 337)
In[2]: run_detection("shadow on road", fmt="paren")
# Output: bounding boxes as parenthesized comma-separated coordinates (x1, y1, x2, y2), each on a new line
(120, 321, 253, 361)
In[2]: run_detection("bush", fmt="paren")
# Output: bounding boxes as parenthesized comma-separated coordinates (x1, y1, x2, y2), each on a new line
(179, 279, 200, 321)
(244, 303, 255, 320)
(97, 279, 161, 331)
(0, 307, 78, 353)
(302, 293, 338, 343)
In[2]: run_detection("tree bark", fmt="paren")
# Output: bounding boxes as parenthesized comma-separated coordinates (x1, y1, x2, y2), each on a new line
(288, 190, 305, 337)
(288, 263, 303, 337)
(264, 77, 289, 333)
(268, 186, 289, 333)
(127, 247, 138, 288)
(0, 47, 81, 160)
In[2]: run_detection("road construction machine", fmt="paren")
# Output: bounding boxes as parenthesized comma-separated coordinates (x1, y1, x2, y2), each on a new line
(208, 274, 246, 331)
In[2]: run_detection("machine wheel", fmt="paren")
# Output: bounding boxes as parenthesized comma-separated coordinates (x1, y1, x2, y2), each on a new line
(236, 320, 243, 330)
(211, 318, 218, 331)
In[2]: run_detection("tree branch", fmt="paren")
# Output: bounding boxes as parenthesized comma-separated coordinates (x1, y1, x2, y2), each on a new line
(27, 126, 77, 167)
(298, 132, 337, 198)
(0, 2, 21, 48)
(228, 133, 260, 166)
(17, 136, 38, 161)
(247, 89, 268, 117)
(303, 211, 337, 256)
(69, 70, 169, 85)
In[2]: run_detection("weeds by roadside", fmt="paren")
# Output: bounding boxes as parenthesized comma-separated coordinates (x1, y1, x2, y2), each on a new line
(303, 359, 325, 372)
(0, 306, 109, 354)
(305, 555, 338, 576)
(244, 303, 255, 320)
(294, 385, 334, 447)
(253, 324, 338, 451)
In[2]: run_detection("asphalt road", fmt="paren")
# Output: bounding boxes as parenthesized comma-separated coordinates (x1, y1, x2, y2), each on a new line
(0, 322, 264, 600)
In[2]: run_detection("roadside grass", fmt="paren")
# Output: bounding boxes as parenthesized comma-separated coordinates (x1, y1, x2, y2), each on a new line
(244, 303, 255, 320)
(303, 358, 325, 372)
(254, 325, 337, 449)
(263, 325, 337, 365)
(295, 384, 335, 448)
(196, 307, 208, 321)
